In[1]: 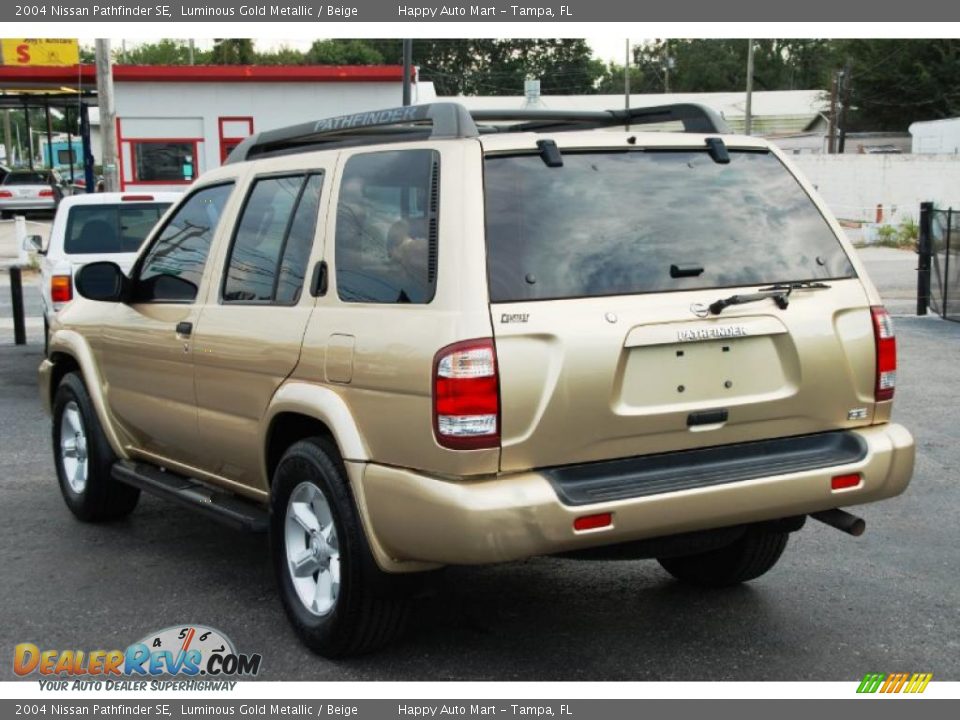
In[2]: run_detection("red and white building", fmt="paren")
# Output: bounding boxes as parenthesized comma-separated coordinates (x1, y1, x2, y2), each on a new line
(0, 64, 419, 192)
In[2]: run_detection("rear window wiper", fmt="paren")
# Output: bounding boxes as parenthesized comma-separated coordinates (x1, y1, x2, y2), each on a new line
(758, 281, 832, 292)
(706, 290, 789, 315)
(706, 281, 832, 316)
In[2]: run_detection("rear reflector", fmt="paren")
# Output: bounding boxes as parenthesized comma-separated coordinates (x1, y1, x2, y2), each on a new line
(38, 190, 54, 198)
(121, 194, 154, 201)
(871, 306, 896, 402)
(573, 513, 613, 531)
(433, 339, 500, 450)
(51, 274, 72, 303)
(0, 190, 12, 198)
(831, 473, 862, 490)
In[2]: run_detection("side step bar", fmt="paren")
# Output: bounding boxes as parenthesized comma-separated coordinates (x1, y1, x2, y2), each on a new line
(111, 460, 268, 533)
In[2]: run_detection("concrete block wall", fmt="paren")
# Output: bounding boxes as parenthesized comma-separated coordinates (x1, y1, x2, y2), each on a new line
(791, 155, 960, 224)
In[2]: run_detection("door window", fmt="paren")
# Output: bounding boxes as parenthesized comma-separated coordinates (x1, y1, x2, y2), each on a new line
(222, 173, 323, 304)
(134, 183, 234, 303)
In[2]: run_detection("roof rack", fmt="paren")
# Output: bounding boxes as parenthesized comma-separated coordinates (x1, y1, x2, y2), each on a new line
(471, 103, 729, 134)
(225, 101, 728, 164)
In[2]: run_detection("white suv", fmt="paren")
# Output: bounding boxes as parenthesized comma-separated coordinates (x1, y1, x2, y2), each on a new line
(37, 192, 180, 342)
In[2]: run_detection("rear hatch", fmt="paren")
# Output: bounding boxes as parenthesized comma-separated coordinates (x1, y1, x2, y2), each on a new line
(483, 141, 878, 472)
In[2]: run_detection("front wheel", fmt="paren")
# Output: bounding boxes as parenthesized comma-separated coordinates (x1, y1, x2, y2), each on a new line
(657, 527, 789, 587)
(270, 437, 411, 657)
(52, 372, 140, 521)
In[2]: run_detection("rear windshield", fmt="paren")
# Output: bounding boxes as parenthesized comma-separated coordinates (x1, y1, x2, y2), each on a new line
(3, 172, 50, 185)
(484, 150, 855, 303)
(64, 203, 171, 255)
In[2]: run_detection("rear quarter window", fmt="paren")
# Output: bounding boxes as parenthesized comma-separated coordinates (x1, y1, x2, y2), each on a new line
(484, 150, 855, 303)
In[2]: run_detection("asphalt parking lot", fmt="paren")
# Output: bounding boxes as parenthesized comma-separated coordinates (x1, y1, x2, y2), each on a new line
(1, 247, 957, 681)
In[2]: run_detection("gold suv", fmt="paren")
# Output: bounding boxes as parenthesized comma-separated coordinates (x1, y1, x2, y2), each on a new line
(39, 103, 915, 657)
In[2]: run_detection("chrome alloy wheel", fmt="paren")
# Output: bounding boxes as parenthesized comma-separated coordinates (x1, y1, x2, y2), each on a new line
(60, 400, 89, 494)
(285, 481, 341, 616)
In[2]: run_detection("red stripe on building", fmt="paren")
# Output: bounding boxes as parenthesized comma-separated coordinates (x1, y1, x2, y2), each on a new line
(0, 64, 411, 88)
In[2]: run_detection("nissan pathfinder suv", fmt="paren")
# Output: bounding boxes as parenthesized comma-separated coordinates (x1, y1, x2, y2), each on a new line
(39, 103, 915, 657)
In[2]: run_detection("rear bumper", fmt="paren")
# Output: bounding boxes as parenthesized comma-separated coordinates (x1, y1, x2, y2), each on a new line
(0, 199, 57, 212)
(355, 423, 914, 568)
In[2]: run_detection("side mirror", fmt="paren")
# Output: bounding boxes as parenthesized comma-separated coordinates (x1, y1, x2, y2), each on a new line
(23, 235, 44, 254)
(75, 262, 128, 303)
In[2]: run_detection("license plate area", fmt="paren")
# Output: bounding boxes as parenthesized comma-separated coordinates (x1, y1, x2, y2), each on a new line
(617, 336, 795, 411)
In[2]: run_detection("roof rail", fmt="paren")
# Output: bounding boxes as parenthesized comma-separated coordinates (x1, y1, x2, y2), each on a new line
(224, 102, 728, 164)
(470, 103, 729, 134)
(225, 102, 479, 164)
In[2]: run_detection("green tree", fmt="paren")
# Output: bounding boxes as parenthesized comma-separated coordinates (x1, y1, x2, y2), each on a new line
(593, 62, 661, 94)
(383, 39, 603, 96)
(121, 39, 210, 65)
(210, 39, 255, 65)
(305, 40, 384, 65)
(632, 39, 838, 94)
(256, 46, 308, 66)
(838, 39, 960, 131)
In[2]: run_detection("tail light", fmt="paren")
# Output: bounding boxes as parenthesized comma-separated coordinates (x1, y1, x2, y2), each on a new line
(432, 339, 500, 450)
(51, 275, 73, 304)
(38, 189, 55, 198)
(0, 190, 12, 198)
(871, 306, 896, 401)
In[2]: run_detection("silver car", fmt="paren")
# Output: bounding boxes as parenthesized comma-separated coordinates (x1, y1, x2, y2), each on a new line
(0, 169, 67, 218)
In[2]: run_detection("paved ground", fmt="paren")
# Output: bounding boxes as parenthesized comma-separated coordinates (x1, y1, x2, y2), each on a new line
(1, 248, 957, 681)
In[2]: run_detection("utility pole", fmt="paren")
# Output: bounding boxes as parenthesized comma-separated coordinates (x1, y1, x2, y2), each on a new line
(837, 62, 852, 154)
(95, 39, 119, 192)
(624, 38, 631, 129)
(827, 70, 840, 154)
(663, 40, 671, 93)
(744, 39, 754, 136)
(2, 108, 12, 167)
(402, 39, 412, 106)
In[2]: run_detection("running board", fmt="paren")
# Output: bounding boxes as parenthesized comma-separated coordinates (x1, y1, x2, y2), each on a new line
(111, 460, 268, 533)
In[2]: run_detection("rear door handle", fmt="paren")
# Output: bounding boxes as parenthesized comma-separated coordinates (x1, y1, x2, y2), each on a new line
(175, 321, 193, 337)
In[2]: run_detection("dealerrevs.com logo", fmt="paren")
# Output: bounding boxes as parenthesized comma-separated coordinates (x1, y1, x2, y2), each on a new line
(14, 625, 262, 690)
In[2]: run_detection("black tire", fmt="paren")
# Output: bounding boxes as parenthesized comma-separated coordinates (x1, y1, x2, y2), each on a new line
(52, 372, 140, 522)
(657, 527, 789, 588)
(270, 437, 411, 658)
(0, 210, 10, 220)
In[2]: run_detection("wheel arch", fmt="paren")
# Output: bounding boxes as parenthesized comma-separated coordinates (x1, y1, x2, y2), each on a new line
(43, 331, 129, 460)
(262, 382, 370, 487)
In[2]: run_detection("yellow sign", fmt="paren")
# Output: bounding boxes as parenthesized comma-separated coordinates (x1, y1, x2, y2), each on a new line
(1, 39, 80, 67)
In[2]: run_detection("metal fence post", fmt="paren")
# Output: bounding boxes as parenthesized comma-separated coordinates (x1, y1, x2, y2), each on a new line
(917, 201, 933, 316)
(945, 209, 953, 320)
(10, 266, 26, 346)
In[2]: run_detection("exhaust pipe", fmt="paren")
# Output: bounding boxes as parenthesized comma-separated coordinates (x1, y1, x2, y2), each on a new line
(811, 508, 866, 537)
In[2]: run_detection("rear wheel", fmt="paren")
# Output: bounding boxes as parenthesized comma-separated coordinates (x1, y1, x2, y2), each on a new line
(270, 437, 411, 657)
(657, 527, 789, 587)
(52, 372, 140, 521)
